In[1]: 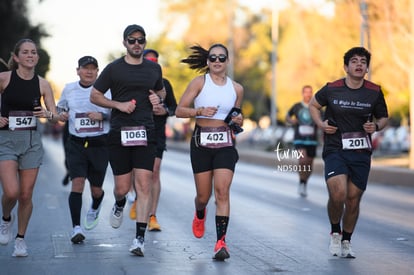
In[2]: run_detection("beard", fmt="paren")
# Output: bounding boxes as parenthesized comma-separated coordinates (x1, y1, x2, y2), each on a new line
(127, 47, 143, 59)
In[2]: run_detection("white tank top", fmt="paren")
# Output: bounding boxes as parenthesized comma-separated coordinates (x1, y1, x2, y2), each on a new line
(194, 73, 236, 120)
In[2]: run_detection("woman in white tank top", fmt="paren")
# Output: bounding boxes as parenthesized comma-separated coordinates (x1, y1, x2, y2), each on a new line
(176, 43, 244, 261)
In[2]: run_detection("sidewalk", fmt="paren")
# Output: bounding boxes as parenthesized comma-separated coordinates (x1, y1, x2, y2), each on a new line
(167, 140, 414, 187)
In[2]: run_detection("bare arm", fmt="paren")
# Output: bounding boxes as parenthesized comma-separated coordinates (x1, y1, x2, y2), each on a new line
(363, 116, 388, 134)
(375, 117, 388, 131)
(0, 72, 10, 127)
(39, 77, 62, 123)
(309, 97, 323, 127)
(0, 71, 11, 94)
(285, 112, 297, 125)
(176, 76, 207, 118)
(233, 81, 244, 108)
(149, 87, 167, 116)
(232, 81, 244, 126)
(90, 87, 136, 114)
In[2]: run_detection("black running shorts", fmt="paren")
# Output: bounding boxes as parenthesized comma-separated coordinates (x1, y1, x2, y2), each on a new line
(323, 150, 371, 191)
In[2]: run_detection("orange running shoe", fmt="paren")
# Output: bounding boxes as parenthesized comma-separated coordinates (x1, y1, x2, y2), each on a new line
(213, 236, 230, 261)
(192, 209, 206, 238)
(129, 200, 137, 220)
(148, 215, 161, 231)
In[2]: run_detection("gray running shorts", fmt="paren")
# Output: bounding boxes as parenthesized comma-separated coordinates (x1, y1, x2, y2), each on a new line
(0, 130, 44, 169)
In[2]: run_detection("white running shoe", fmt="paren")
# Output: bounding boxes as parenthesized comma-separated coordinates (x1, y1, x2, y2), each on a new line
(129, 237, 145, 256)
(127, 191, 136, 204)
(110, 204, 124, 229)
(341, 240, 356, 258)
(71, 226, 85, 244)
(329, 233, 342, 256)
(0, 215, 14, 245)
(298, 183, 307, 197)
(12, 237, 28, 257)
(84, 207, 100, 230)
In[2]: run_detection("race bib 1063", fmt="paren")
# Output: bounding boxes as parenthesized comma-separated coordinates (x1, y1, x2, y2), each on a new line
(121, 126, 147, 146)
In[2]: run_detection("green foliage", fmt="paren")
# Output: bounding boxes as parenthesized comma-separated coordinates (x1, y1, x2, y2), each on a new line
(0, 0, 49, 76)
(36, 48, 50, 77)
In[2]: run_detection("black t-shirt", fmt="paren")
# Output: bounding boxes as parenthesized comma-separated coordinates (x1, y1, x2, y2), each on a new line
(154, 78, 177, 131)
(287, 102, 318, 145)
(315, 78, 388, 156)
(93, 57, 164, 131)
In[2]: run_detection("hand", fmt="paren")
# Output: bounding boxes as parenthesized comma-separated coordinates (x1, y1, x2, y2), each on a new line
(56, 113, 66, 122)
(202, 106, 218, 117)
(32, 106, 44, 118)
(117, 100, 136, 114)
(153, 104, 167, 115)
(363, 121, 376, 134)
(322, 119, 338, 134)
(87, 112, 103, 121)
(33, 106, 52, 119)
(289, 118, 298, 125)
(231, 113, 243, 126)
(0, 116, 9, 128)
(59, 112, 69, 122)
(149, 90, 161, 106)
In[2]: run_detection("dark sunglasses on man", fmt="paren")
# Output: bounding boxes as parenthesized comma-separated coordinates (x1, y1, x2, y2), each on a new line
(127, 37, 146, 45)
(208, 54, 227, 63)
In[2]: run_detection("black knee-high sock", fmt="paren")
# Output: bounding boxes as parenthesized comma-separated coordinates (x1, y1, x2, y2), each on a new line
(342, 231, 353, 242)
(136, 222, 147, 239)
(196, 208, 205, 219)
(92, 191, 104, 210)
(331, 223, 341, 234)
(115, 197, 126, 208)
(69, 192, 82, 227)
(215, 216, 229, 241)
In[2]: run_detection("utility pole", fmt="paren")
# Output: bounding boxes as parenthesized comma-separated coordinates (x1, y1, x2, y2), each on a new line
(271, 3, 279, 126)
(360, 0, 371, 80)
(227, 0, 235, 79)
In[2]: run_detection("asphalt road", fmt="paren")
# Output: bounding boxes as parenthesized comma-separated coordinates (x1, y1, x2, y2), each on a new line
(0, 137, 413, 275)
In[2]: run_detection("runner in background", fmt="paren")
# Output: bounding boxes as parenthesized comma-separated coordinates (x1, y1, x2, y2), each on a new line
(285, 85, 318, 197)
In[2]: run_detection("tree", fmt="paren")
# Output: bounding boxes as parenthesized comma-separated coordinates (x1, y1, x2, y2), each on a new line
(159, 0, 275, 121)
(0, 0, 49, 76)
(155, 0, 410, 125)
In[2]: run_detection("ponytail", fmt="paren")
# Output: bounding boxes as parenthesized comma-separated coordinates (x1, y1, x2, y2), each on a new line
(181, 43, 229, 74)
(181, 44, 209, 73)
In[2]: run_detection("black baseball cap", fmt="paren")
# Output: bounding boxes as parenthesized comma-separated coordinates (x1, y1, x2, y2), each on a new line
(78, 56, 98, 67)
(123, 24, 146, 39)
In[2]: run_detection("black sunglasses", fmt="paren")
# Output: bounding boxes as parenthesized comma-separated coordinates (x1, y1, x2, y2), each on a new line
(208, 54, 227, 63)
(126, 37, 146, 45)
